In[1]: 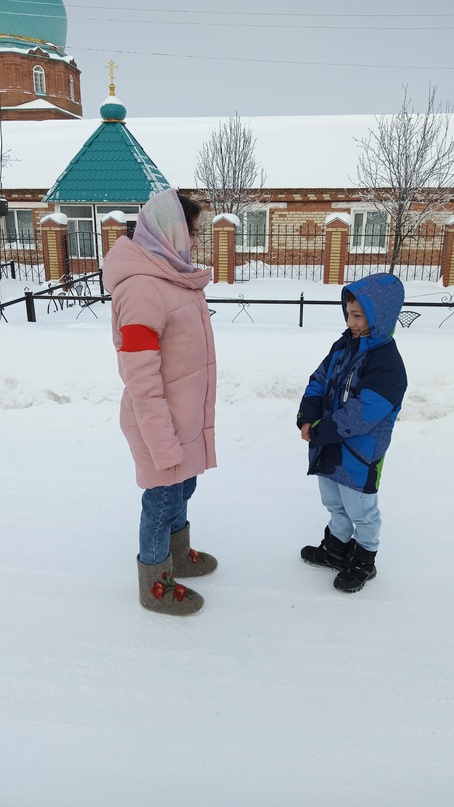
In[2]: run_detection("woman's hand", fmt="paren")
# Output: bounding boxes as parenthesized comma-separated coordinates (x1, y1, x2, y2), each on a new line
(300, 423, 312, 442)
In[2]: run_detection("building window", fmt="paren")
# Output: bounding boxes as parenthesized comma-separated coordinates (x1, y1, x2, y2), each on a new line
(351, 210, 388, 251)
(68, 220, 95, 258)
(95, 205, 139, 216)
(95, 204, 140, 238)
(33, 65, 46, 95)
(236, 209, 268, 251)
(69, 75, 75, 102)
(60, 205, 95, 258)
(3, 209, 35, 248)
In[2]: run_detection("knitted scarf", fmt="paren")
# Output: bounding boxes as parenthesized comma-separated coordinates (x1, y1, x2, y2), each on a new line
(132, 188, 194, 274)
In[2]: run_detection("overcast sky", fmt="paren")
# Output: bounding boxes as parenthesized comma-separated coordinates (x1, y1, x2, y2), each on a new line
(64, 0, 454, 120)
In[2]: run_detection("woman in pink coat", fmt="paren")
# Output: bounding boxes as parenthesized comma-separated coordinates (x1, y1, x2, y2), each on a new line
(103, 189, 217, 616)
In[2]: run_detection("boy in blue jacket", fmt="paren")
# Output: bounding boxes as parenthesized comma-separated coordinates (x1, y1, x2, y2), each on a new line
(297, 273, 407, 592)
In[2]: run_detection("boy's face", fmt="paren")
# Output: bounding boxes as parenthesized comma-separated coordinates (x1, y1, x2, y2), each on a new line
(346, 299, 370, 338)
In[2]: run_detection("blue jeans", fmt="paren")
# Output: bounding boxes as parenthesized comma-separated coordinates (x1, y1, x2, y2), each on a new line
(139, 477, 197, 565)
(318, 477, 381, 552)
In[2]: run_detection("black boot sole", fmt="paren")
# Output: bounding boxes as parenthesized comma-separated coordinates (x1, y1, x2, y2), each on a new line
(302, 557, 345, 572)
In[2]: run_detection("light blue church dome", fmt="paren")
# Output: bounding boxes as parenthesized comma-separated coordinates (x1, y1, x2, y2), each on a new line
(0, 0, 67, 51)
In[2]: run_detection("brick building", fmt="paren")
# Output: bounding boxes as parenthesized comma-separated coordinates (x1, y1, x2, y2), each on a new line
(0, 0, 82, 121)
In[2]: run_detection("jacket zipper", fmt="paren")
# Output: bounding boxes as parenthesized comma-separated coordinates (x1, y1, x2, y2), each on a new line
(343, 442, 370, 467)
(343, 371, 354, 403)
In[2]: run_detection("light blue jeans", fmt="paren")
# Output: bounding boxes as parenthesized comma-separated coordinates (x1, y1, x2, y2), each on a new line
(139, 477, 197, 565)
(318, 477, 381, 552)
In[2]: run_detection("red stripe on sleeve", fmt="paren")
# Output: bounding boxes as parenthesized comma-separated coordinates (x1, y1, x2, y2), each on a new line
(118, 324, 160, 352)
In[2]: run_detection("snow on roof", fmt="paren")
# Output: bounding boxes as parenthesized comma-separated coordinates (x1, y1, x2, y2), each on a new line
(5, 99, 79, 117)
(213, 213, 241, 227)
(14, 99, 64, 110)
(326, 212, 352, 226)
(0, 44, 73, 63)
(40, 212, 68, 225)
(3, 114, 454, 192)
(100, 210, 127, 224)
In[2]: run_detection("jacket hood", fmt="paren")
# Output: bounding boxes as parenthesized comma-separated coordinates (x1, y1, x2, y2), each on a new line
(341, 273, 404, 348)
(132, 188, 195, 275)
(102, 236, 212, 294)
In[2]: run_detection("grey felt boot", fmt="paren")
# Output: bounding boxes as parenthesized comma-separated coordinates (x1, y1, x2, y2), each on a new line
(137, 554, 204, 616)
(170, 522, 218, 577)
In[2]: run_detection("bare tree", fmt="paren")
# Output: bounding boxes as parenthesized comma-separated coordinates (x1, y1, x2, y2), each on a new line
(194, 113, 267, 215)
(1, 148, 15, 172)
(355, 86, 454, 273)
(1, 105, 19, 193)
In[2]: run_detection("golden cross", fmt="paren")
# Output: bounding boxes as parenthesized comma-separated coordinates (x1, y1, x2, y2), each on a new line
(105, 60, 119, 95)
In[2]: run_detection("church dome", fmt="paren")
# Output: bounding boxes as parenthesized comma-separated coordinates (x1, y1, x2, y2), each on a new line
(100, 95, 127, 122)
(0, 0, 67, 51)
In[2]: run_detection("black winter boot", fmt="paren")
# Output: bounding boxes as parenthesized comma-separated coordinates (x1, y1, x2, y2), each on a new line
(301, 526, 351, 571)
(333, 541, 377, 593)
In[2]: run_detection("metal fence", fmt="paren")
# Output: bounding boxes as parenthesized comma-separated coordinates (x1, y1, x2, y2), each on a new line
(0, 222, 447, 284)
(0, 229, 45, 283)
(0, 271, 106, 323)
(234, 224, 325, 281)
(197, 221, 443, 282)
(193, 227, 214, 273)
(345, 221, 444, 282)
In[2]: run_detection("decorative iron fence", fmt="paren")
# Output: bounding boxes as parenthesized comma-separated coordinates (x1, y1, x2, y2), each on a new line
(0, 271, 106, 323)
(203, 222, 443, 282)
(2, 270, 453, 328)
(193, 227, 214, 273)
(0, 222, 448, 284)
(346, 222, 444, 282)
(0, 229, 45, 284)
(234, 224, 325, 281)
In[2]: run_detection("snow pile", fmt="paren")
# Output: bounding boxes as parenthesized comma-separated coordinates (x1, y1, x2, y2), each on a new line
(1, 278, 453, 806)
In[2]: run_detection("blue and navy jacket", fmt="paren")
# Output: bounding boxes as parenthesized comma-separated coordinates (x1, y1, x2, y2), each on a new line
(297, 273, 408, 493)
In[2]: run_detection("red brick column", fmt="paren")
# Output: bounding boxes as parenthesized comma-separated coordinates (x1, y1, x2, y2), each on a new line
(323, 214, 351, 284)
(40, 214, 69, 282)
(212, 216, 237, 284)
(440, 216, 454, 287)
(101, 213, 128, 257)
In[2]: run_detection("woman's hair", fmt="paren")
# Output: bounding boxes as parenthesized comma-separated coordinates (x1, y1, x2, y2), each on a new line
(177, 193, 202, 232)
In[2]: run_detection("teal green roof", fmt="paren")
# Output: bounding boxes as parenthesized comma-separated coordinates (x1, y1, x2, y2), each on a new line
(0, 0, 67, 51)
(43, 121, 170, 203)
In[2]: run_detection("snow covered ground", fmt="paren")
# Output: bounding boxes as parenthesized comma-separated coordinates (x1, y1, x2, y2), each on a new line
(1, 277, 453, 806)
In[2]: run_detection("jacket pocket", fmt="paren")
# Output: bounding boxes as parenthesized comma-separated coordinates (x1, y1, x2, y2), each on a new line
(343, 442, 370, 467)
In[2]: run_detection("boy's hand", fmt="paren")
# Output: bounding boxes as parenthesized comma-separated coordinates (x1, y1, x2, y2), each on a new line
(300, 423, 312, 442)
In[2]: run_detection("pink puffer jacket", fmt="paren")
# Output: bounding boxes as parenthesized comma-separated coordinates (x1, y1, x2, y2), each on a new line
(103, 235, 216, 489)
